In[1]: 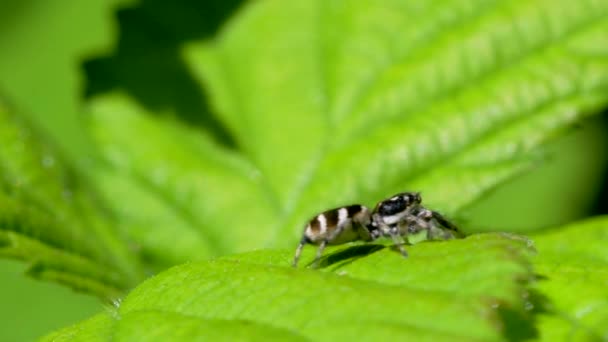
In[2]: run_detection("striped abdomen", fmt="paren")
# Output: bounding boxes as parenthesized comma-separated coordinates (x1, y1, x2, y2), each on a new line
(303, 204, 371, 245)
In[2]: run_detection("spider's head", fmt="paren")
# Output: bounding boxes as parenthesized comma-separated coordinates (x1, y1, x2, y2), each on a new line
(371, 192, 421, 227)
(376, 192, 421, 216)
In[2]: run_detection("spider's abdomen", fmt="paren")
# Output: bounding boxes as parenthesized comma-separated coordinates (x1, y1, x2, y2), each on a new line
(303, 204, 371, 245)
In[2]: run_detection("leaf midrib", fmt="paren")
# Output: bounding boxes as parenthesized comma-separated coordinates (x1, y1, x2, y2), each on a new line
(280, 3, 606, 226)
(279, 0, 508, 217)
(272, 17, 608, 243)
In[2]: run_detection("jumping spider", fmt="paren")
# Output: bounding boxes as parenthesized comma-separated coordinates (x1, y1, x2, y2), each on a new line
(292, 192, 462, 267)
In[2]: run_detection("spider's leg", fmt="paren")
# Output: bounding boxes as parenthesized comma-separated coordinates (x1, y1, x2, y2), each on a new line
(312, 240, 328, 267)
(383, 223, 408, 258)
(292, 237, 307, 268)
(311, 218, 351, 267)
(372, 212, 408, 257)
(391, 233, 408, 258)
(431, 211, 464, 238)
(406, 207, 433, 239)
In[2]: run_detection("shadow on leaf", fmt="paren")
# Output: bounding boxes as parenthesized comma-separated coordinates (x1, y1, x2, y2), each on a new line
(499, 280, 551, 341)
(305, 244, 386, 270)
(84, 0, 244, 147)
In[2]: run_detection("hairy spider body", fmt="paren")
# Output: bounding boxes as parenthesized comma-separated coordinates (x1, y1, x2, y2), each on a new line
(292, 204, 376, 267)
(292, 192, 462, 267)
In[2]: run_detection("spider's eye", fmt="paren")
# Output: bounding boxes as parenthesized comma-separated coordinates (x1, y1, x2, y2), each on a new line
(410, 192, 422, 204)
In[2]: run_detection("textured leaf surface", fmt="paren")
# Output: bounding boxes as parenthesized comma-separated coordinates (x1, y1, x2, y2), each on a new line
(85, 0, 608, 267)
(0, 100, 143, 299)
(42, 233, 533, 341)
(186, 0, 608, 247)
(530, 217, 608, 341)
(87, 95, 277, 266)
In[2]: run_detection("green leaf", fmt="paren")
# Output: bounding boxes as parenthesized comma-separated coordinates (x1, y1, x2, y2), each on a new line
(465, 116, 608, 232)
(0, 99, 144, 299)
(530, 216, 608, 341)
(83, 0, 608, 268)
(0, 0, 132, 164)
(117, 311, 310, 342)
(87, 95, 278, 266)
(42, 311, 309, 342)
(28, 0, 608, 340)
(41, 233, 533, 341)
(84, 1, 242, 146)
(188, 0, 608, 248)
(39, 313, 113, 342)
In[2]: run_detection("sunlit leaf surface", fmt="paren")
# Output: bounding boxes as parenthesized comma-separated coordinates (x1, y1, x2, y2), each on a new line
(530, 217, 608, 341)
(91, 0, 608, 261)
(42, 234, 533, 341)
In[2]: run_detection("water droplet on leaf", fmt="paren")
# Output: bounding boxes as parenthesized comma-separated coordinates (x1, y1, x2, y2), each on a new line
(42, 155, 55, 168)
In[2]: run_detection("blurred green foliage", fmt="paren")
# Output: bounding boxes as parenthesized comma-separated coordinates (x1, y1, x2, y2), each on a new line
(0, 0, 127, 163)
(0, 0, 607, 341)
(0, 260, 101, 341)
(467, 115, 608, 232)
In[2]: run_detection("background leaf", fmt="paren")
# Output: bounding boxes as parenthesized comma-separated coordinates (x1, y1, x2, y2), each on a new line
(0, 100, 144, 299)
(0, 1, 141, 339)
(0, 0, 132, 164)
(42, 233, 533, 341)
(83, 0, 243, 146)
(83, 0, 608, 265)
(466, 115, 608, 232)
(0, 260, 100, 342)
(87, 94, 277, 267)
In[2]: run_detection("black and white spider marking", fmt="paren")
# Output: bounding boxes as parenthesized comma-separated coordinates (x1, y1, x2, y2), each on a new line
(292, 192, 462, 267)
